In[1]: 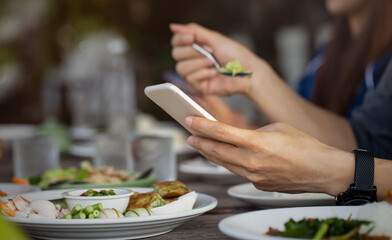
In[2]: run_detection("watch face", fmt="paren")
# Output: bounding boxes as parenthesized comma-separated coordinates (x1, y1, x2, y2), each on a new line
(336, 185, 377, 206)
(342, 198, 373, 206)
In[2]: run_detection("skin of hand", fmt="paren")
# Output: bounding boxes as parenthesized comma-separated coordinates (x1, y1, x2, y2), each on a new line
(185, 116, 392, 200)
(185, 115, 355, 196)
(170, 23, 265, 96)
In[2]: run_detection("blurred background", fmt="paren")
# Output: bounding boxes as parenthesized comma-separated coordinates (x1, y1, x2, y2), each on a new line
(0, 0, 332, 181)
(0, 0, 331, 125)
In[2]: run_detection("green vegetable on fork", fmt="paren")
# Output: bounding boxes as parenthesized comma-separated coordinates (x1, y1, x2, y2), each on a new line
(218, 60, 247, 76)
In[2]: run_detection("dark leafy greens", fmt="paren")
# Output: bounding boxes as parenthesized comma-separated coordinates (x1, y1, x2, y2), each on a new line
(267, 217, 372, 239)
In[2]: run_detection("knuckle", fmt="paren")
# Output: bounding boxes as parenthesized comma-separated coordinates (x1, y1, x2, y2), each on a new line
(215, 124, 228, 138)
(171, 35, 180, 46)
(248, 139, 261, 152)
(175, 63, 185, 75)
(245, 159, 259, 173)
(210, 143, 223, 158)
(192, 137, 201, 148)
(171, 48, 178, 59)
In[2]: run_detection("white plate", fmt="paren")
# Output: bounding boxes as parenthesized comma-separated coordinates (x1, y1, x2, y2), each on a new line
(5, 188, 217, 240)
(0, 183, 40, 197)
(228, 183, 335, 208)
(179, 157, 233, 176)
(0, 124, 36, 141)
(219, 206, 360, 240)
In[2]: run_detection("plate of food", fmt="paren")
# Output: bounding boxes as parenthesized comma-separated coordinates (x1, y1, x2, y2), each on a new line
(22, 161, 157, 190)
(219, 199, 392, 240)
(227, 183, 335, 208)
(0, 183, 40, 197)
(0, 180, 218, 239)
(179, 157, 234, 176)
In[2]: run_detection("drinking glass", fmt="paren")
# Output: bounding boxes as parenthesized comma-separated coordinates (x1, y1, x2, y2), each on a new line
(128, 135, 176, 181)
(94, 133, 134, 172)
(13, 136, 60, 178)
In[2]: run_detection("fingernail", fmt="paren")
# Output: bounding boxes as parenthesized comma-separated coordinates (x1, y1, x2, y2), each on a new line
(210, 68, 217, 75)
(187, 136, 194, 145)
(185, 116, 193, 126)
(182, 34, 192, 43)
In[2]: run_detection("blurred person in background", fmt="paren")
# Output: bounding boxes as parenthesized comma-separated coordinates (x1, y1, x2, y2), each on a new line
(170, 0, 392, 159)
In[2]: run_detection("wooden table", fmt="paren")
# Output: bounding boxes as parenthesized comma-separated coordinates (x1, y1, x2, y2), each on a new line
(0, 149, 259, 239)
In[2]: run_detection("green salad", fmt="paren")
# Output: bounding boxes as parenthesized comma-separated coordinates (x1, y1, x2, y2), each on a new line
(28, 161, 137, 188)
(266, 217, 373, 239)
(218, 60, 247, 76)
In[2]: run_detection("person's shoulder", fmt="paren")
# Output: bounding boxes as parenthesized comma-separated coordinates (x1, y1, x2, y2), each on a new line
(377, 57, 392, 88)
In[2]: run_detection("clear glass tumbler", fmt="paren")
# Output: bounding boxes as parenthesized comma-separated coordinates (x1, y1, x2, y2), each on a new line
(94, 133, 134, 172)
(129, 135, 176, 181)
(13, 136, 60, 178)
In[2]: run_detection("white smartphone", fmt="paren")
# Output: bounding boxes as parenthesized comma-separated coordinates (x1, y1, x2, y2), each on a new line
(144, 83, 217, 136)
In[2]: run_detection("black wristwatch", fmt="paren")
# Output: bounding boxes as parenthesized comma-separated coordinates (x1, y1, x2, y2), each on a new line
(336, 149, 377, 205)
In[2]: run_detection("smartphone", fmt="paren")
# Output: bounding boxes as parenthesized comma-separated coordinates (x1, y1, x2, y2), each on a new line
(144, 83, 217, 136)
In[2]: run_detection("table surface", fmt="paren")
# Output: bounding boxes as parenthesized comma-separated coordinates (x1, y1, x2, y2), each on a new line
(0, 150, 259, 240)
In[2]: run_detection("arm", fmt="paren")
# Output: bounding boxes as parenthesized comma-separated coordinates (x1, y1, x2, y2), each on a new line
(248, 62, 357, 151)
(171, 23, 357, 150)
(184, 116, 392, 200)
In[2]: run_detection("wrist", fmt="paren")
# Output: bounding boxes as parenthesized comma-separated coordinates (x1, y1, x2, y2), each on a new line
(322, 148, 355, 196)
(245, 59, 269, 97)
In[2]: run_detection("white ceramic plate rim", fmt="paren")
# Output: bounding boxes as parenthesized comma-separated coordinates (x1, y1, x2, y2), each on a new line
(0, 183, 41, 196)
(179, 158, 233, 176)
(62, 188, 133, 200)
(228, 182, 334, 201)
(219, 206, 361, 240)
(5, 188, 218, 225)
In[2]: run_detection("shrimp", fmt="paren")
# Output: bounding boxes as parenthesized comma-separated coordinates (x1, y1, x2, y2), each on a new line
(0, 200, 15, 217)
(12, 194, 30, 211)
(5, 200, 16, 212)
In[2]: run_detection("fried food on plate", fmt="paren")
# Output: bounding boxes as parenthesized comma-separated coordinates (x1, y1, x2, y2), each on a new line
(127, 192, 164, 210)
(163, 197, 178, 204)
(153, 180, 190, 198)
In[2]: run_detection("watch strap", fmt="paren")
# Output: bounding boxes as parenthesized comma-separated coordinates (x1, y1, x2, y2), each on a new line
(352, 149, 374, 191)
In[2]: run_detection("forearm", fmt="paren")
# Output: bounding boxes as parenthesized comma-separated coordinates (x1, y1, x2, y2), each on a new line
(247, 60, 357, 151)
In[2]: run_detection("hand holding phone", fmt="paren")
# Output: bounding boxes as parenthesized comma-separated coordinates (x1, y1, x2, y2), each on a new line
(144, 83, 217, 136)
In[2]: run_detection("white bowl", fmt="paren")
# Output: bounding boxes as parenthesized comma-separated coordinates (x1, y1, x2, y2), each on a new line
(62, 188, 134, 213)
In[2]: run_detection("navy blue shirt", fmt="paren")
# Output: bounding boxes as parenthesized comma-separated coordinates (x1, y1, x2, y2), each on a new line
(350, 59, 392, 159)
(298, 46, 392, 118)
